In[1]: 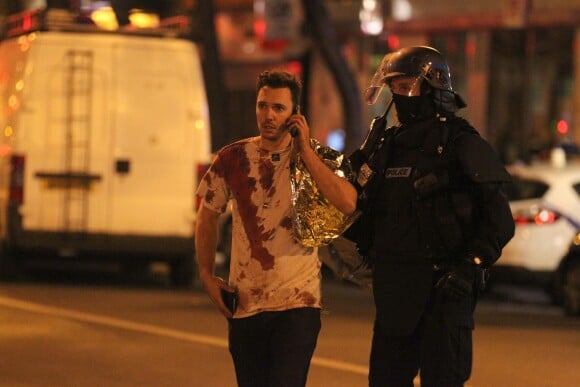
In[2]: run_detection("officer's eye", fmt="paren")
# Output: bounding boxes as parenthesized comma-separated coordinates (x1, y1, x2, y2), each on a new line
(392, 84, 410, 93)
(390, 80, 418, 95)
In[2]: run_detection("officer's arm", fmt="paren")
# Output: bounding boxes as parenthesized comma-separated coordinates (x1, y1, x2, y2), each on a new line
(454, 132, 515, 266)
(469, 182, 515, 267)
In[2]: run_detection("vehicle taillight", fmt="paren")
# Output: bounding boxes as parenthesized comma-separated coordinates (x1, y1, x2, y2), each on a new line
(9, 154, 25, 205)
(195, 162, 210, 210)
(513, 208, 560, 225)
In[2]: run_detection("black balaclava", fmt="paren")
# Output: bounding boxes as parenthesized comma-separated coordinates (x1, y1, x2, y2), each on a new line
(392, 81, 466, 125)
(392, 92, 435, 125)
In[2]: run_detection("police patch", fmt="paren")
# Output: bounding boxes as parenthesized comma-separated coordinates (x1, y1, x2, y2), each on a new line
(385, 167, 412, 178)
(357, 163, 375, 187)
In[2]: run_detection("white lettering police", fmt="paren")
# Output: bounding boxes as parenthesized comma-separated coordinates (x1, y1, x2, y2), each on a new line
(385, 167, 412, 178)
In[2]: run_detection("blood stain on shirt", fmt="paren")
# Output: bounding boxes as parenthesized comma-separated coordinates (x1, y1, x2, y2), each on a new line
(204, 189, 215, 204)
(280, 216, 293, 230)
(258, 155, 276, 199)
(298, 291, 316, 306)
(219, 144, 275, 270)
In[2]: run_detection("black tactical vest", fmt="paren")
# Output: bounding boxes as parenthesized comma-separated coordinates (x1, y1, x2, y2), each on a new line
(371, 117, 476, 263)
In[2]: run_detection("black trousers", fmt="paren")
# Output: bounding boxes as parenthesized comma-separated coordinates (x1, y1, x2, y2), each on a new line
(369, 293, 474, 387)
(228, 307, 321, 387)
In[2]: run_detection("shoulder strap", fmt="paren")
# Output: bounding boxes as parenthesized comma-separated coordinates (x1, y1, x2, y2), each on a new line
(436, 116, 478, 157)
(359, 105, 391, 159)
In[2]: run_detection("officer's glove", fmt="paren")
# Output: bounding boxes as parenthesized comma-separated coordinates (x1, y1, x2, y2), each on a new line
(435, 259, 477, 301)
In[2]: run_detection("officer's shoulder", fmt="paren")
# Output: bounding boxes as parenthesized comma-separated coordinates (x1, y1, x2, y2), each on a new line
(447, 117, 479, 138)
(445, 117, 492, 150)
(445, 118, 510, 182)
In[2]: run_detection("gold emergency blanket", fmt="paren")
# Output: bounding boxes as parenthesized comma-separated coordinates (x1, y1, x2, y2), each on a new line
(290, 139, 359, 247)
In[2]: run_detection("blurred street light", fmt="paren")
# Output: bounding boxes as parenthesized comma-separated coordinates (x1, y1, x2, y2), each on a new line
(392, 0, 412, 21)
(359, 0, 383, 36)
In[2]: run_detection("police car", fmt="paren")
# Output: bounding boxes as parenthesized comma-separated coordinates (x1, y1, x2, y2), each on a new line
(496, 151, 580, 315)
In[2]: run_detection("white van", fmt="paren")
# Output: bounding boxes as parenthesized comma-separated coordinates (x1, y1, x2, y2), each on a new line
(0, 9, 212, 286)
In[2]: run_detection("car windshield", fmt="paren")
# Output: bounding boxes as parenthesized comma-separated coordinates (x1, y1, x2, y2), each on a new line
(504, 177, 549, 201)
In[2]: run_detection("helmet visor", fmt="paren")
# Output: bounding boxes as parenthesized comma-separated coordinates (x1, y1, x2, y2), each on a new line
(364, 53, 395, 105)
(364, 84, 384, 105)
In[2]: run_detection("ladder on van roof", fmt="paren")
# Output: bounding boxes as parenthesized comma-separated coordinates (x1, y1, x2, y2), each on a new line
(35, 49, 102, 235)
(63, 49, 93, 234)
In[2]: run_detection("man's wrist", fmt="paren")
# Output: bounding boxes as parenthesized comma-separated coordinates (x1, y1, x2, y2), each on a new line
(198, 267, 215, 282)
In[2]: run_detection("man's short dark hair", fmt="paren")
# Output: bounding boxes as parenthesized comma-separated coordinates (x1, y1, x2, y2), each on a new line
(256, 70, 302, 110)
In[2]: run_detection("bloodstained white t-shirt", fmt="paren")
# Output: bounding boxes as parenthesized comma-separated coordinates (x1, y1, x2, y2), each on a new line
(196, 137, 322, 318)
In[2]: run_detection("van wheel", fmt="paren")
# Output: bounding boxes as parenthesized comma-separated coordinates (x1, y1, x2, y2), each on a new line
(563, 261, 580, 316)
(0, 245, 22, 281)
(0, 252, 9, 280)
(170, 255, 195, 288)
(121, 261, 149, 282)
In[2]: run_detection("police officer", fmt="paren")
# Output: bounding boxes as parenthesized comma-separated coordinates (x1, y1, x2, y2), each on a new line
(348, 46, 515, 386)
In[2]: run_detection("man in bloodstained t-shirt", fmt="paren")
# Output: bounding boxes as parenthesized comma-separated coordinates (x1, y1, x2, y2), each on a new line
(195, 70, 357, 387)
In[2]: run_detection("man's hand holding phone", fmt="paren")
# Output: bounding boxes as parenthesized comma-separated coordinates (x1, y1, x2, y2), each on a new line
(220, 288, 238, 315)
(201, 275, 238, 318)
(289, 105, 300, 137)
(286, 104, 315, 156)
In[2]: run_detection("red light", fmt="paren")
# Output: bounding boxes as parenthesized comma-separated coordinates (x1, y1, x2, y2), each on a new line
(286, 61, 302, 77)
(514, 209, 560, 225)
(23, 14, 31, 30)
(254, 19, 266, 38)
(9, 154, 25, 205)
(387, 35, 400, 51)
(253, 18, 288, 51)
(465, 40, 476, 58)
(514, 215, 529, 225)
(0, 143, 11, 157)
(557, 119, 569, 135)
(260, 39, 288, 51)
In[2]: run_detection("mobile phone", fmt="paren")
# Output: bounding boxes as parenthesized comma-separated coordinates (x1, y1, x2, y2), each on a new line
(220, 288, 238, 314)
(289, 105, 300, 137)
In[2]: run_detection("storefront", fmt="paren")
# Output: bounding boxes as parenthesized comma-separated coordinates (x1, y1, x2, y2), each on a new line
(377, 0, 579, 162)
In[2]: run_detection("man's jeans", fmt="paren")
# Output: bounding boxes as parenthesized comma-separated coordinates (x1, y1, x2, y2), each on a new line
(229, 307, 321, 387)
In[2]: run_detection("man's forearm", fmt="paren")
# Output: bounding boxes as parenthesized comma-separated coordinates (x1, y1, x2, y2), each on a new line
(194, 206, 220, 281)
(300, 146, 357, 215)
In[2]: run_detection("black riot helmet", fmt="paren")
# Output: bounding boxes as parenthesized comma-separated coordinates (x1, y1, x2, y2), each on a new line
(365, 46, 466, 112)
